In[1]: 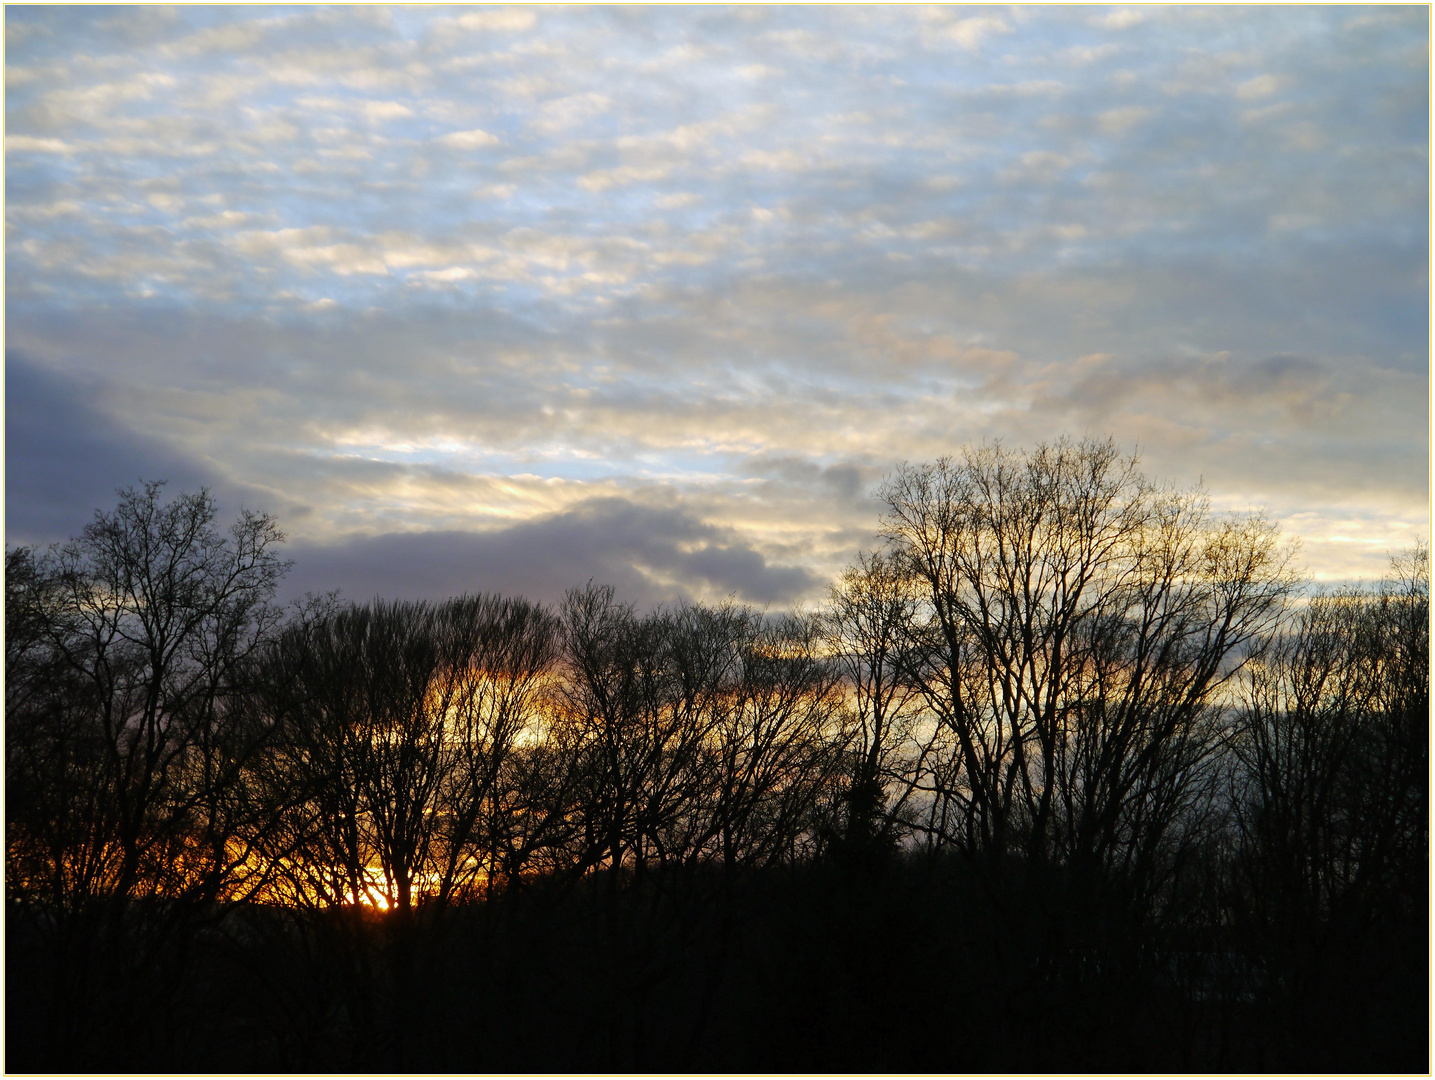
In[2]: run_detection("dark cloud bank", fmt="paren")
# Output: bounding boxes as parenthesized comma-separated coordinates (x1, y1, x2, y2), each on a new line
(282, 497, 820, 610)
(6, 352, 817, 609)
(6, 354, 217, 545)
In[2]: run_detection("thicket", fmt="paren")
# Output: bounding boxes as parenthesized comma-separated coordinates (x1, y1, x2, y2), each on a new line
(6, 439, 1428, 1071)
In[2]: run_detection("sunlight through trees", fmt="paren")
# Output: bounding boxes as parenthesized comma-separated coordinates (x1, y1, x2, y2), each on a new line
(7, 446, 1427, 1071)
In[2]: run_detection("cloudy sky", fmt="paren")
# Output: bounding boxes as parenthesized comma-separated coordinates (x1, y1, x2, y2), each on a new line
(6, 5, 1429, 607)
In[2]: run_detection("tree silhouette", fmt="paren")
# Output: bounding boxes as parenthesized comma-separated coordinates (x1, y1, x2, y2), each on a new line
(7, 482, 289, 912)
(6, 482, 290, 1069)
(824, 549, 929, 856)
(5, 467, 1425, 1072)
(879, 437, 1296, 904)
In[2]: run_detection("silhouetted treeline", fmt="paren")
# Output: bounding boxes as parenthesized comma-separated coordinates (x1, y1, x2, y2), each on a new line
(7, 440, 1428, 1071)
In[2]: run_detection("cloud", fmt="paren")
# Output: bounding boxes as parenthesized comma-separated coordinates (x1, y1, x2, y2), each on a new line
(435, 127, 500, 149)
(282, 497, 821, 608)
(4, 6, 1427, 592)
(362, 100, 413, 123)
(1096, 10, 1146, 31)
(531, 92, 611, 134)
(944, 16, 1009, 50)
(447, 9, 537, 34)
(741, 454, 880, 502)
(6, 135, 72, 153)
(5, 353, 219, 544)
(1096, 105, 1153, 135)
(1236, 73, 1285, 100)
(578, 164, 673, 192)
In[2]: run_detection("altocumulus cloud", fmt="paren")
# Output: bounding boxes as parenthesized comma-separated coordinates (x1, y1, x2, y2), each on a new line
(5, 5, 1428, 598)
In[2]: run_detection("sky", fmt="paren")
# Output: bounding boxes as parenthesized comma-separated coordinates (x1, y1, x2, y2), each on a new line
(5, 5, 1430, 608)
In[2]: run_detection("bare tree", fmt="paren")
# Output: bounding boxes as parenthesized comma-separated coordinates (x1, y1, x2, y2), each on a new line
(1235, 542, 1429, 926)
(1225, 544, 1428, 1067)
(879, 437, 1296, 907)
(6, 483, 290, 915)
(252, 601, 383, 912)
(556, 587, 849, 879)
(641, 599, 755, 872)
(557, 582, 674, 878)
(705, 612, 849, 870)
(825, 550, 930, 851)
(5, 483, 289, 1069)
(252, 595, 560, 913)
(431, 594, 560, 899)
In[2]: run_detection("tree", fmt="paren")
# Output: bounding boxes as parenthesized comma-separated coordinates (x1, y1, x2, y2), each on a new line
(825, 550, 929, 854)
(6, 482, 290, 914)
(250, 594, 561, 913)
(557, 582, 681, 878)
(555, 586, 849, 880)
(1235, 542, 1428, 932)
(430, 594, 562, 897)
(878, 437, 1295, 909)
(706, 611, 848, 871)
(5, 482, 289, 1070)
(1228, 544, 1428, 1069)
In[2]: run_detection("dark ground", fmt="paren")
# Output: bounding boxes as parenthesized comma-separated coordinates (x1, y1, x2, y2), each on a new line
(8, 852, 1427, 1073)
